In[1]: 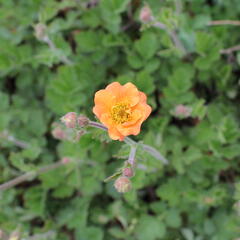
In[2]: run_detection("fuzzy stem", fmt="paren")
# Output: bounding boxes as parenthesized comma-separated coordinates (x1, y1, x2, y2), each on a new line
(0, 131, 29, 149)
(220, 45, 240, 54)
(128, 145, 137, 166)
(43, 36, 73, 65)
(152, 20, 187, 55)
(140, 143, 168, 164)
(0, 162, 64, 191)
(89, 121, 168, 164)
(89, 121, 107, 131)
(208, 20, 240, 26)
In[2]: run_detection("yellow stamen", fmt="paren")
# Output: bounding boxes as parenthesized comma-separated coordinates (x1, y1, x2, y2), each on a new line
(111, 103, 132, 124)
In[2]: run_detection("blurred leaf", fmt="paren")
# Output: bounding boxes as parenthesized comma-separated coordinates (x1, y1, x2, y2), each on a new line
(24, 186, 46, 216)
(134, 32, 159, 60)
(135, 215, 166, 240)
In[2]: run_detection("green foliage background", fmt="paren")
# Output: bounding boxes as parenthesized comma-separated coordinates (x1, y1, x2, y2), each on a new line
(0, 0, 240, 239)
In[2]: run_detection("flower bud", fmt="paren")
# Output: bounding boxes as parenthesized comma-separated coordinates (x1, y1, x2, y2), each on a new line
(61, 112, 77, 128)
(122, 167, 134, 178)
(61, 157, 71, 164)
(34, 23, 47, 41)
(77, 115, 89, 127)
(139, 5, 153, 23)
(51, 126, 66, 140)
(171, 104, 192, 119)
(114, 176, 131, 193)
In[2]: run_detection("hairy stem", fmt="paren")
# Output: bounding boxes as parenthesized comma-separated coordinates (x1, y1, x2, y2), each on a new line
(128, 145, 137, 166)
(220, 45, 240, 54)
(0, 162, 64, 191)
(153, 20, 187, 55)
(89, 121, 168, 164)
(0, 131, 29, 149)
(208, 20, 240, 26)
(44, 36, 73, 65)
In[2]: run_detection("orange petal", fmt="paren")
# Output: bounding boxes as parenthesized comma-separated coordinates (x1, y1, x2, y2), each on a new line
(117, 122, 141, 136)
(99, 114, 125, 140)
(139, 91, 147, 103)
(106, 82, 122, 95)
(117, 104, 151, 137)
(134, 103, 152, 121)
(122, 109, 142, 127)
(93, 90, 115, 118)
(107, 82, 140, 107)
(122, 83, 140, 106)
(99, 113, 113, 128)
(108, 127, 125, 141)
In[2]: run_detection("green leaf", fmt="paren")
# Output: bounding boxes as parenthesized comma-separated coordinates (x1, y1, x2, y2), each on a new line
(24, 186, 46, 216)
(52, 185, 75, 198)
(100, 0, 130, 33)
(127, 53, 144, 69)
(46, 62, 104, 114)
(165, 209, 182, 228)
(181, 228, 194, 240)
(57, 198, 89, 229)
(76, 227, 103, 240)
(194, 32, 221, 70)
(168, 64, 195, 92)
(135, 215, 166, 240)
(134, 32, 158, 60)
(75, 30, 103, 53)
(134, 71, 155, 94)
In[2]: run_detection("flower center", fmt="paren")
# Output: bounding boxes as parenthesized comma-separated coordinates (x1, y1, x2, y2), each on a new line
(111, 103, 131, 124)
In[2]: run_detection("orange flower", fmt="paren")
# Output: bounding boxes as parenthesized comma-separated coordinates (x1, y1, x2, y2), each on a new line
(93, 82, 152, 141)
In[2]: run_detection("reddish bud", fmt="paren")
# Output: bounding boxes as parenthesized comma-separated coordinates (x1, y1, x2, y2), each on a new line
(171, 104, 192, 119)
(114, 177, 131, 193)
(139, 5, 153, 23)
(61, 157, 71, 164)
(77, 115, 89, 127)
(122, 167, 134, 178)
(34, 23, 47, 41)
(61, 112, 77, 128)
(51, 126, 66, 140)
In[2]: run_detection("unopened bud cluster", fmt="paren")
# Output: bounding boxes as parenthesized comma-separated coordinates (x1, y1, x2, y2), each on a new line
(61, 112, 77, 128)
(61, 112, 89, 129)
(51, 113, 89, 142)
